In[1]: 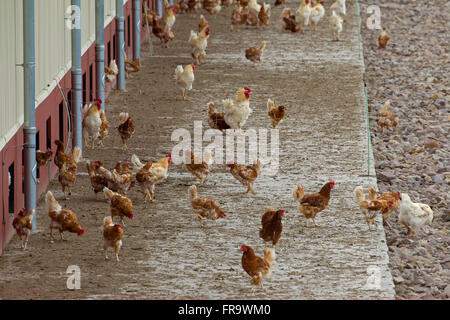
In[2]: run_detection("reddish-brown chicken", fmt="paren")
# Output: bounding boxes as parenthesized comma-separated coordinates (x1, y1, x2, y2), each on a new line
(354, 186, 394, 231)
(12, 208, 35, 250)
(293, 180, 335, 227)
(368, 187, 401, 227)
(36, 149, 52, 167)
(207, 102, 231, 131)
(267, 98, 286, 128)
(103, 216, 124, 261)
(118, 112, 135, 150)
(228, 160, 261, 195)
(184, 150, 213, 185)
(245, 41, 266, 63)
(103, 187, 134, 226)
(86, 160, 107, 198)
(132, 154, 171, 203)
(240, 244, 275, 292)
(259, 207, 285, 248)
(378, 100, 398, 132)
(188, 185, 226, 227)
(258, 4, 271, 28)
(54, 141, 81, 199)
(46, 191, 85, 242)
(54, 140, 79, 171)
(280, 8, 299, 32)
(97, 108, 109, 147)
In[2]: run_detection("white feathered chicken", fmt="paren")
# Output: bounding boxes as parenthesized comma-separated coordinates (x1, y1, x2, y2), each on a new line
(310, 0, 325, 31)
(82, 99, 102, 150)
(295, 0, 312, 33)
(189, 27, 210, 65)
(399, 193, 433, 237)
(329, 9, 343, 41)
(175, 63, 195, 101)
(223, 87, 252, 134)
(330, 0, 346, 20)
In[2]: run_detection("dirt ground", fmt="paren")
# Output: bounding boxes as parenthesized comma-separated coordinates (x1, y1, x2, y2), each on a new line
(0, 1, 396, 299)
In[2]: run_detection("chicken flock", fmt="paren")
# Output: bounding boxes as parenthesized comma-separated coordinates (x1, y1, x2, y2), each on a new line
(13, 0, 430, 294)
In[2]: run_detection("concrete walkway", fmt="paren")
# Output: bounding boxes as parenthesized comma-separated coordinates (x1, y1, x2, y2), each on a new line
(0, 1, 395, 299)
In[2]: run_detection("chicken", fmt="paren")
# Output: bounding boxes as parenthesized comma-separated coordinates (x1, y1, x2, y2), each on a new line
(175, 63, 195, 101)
(54, 142, 81, 199)
(230, 4, 245, 31)
(207, 101, 231, 131)
(368, 187, 402, 227)
(258, 4, 271, 28)
(330, 0, 346, 20)
(188, 0, 202, 13)
(132, 154, 171, 203)
(82, 99, 103, 150)
(188, 185, 226, 227)
(189, 27, 210, 65)
(399, 193, 433, 237)
(36, 149, 52, 167)
(239, 0, 249, 7)
(267, 98, 286, 128)
(240, 244, 275, 292)
(124, 54, 140, 78)
(259, 207, 285, 248)
(203, 0, 222, 17)
(45, 191, 85, 242)
(246, 9, 259, 27)
(103, 216, 124, 261)
(97, 108, 109, 147)
(227, 159, 261, 195)
(310, 0, 325, 31)
(54, 140, 80, 171)
(86, 160, 108, 199)
(151, 12, 175, 46)
(12, 208, 35, 250)
(248, 0, 261, 17)
(184, 150, 213, 185)
(103, 161, 135, 195)
(103, 187, 134, 226)
(245, 41, 266, 63)
(118, 112, 135, 150)
(161, 0, 176, 32)
(223, 87, 252, 133)
(378, 28, 390, 49)
(175, 0, 189, 13)
(280, 8, 299, 33)
(199, 14, 209, 32)
(274, 0, 285, 7)
(377, 100, 398, 132)
(293, 180, 335, 227)
(105, 59, 118, 83)
(354, 186, 394, 231)
(295, 0, 312, 33)
(329, 9, 344, 41)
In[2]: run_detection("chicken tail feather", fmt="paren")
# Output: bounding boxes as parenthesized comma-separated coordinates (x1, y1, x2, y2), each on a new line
(131, 154, 145, 170)
(293, 184, 304, 202)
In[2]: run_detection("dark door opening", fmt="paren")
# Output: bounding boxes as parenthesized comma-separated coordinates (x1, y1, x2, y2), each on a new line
(8, 163, 14, 215)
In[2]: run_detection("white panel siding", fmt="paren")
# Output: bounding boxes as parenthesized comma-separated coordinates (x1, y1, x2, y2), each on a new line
(0, 0, 126, 150)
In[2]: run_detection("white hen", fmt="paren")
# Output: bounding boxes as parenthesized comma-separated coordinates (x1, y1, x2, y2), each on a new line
(175, 63, 195, 100)
(399, 193, 433, 237)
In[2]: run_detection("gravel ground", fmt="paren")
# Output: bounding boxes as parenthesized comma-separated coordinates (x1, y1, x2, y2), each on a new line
(359, 0, 449, 299)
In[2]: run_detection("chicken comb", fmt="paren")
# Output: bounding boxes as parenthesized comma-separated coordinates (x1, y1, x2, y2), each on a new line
(240, 244, 246, 251)
(94, 98, 102, 104)
(244, 87, 251, 93)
